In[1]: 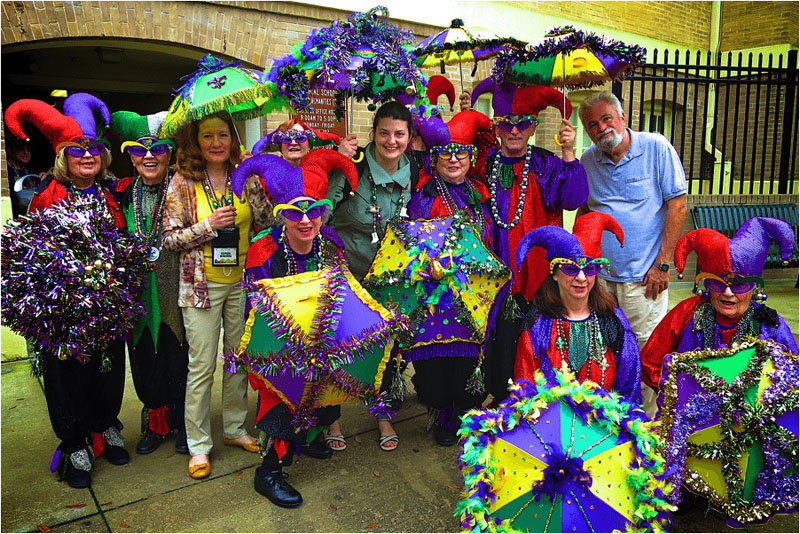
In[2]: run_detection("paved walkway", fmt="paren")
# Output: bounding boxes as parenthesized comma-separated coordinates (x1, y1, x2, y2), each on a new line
(1, 281, 798, 532)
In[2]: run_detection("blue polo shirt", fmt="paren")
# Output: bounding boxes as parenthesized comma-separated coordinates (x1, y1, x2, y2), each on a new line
(580, 129, 686, 282)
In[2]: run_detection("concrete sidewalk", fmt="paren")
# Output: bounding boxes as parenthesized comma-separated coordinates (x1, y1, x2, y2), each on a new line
(1, 280, 798, 532)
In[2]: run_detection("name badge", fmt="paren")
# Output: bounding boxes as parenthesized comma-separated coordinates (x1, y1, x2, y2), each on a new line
(212, 227, 239, 267)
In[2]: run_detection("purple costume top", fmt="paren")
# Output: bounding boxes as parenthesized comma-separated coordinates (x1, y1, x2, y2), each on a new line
(515, 306, 642, 404)
(478, 146, 588, 301)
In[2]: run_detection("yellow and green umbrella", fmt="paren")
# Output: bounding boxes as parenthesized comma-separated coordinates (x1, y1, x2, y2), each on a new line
(223, 264, 405, 429)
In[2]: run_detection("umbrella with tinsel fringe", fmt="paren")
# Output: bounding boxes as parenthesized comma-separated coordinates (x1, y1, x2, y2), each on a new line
(361, 214, 510, 395)
(456, 368, 676, 533)
(265, 5, 427, 130)
(492, 25, 646, 118)
(160, 54, 288, 138)
(0, 195, 149, 368)
(414, 18, 526, 93)
(657, 337, 799, 527)
(222, 263, 407, 430)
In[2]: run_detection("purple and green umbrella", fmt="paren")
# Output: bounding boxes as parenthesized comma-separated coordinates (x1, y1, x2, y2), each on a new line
(265, 6, 426, 131)
(362, 214, 510, 378)
(414, 18, 526, 92)
(222, 264, 406, 430)
(457, 369, 675, 533)
(658, 337, 799, 527)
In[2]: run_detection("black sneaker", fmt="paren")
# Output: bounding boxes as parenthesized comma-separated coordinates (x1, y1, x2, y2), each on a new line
(254, 467, 302, 508)
(103, 445, 130, 465)
(136, 430, 164, 455)
(299, 439, 333, 460)
(433, 424, 457, 447)
(174, 429, 189, 455)
(65, 463, 91, 489)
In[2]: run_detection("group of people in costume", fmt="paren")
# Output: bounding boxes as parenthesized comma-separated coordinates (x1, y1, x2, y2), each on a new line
(3, 64, 796, 516)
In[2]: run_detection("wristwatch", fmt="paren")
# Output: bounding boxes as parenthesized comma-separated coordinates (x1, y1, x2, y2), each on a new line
(656, 262, 670, 272)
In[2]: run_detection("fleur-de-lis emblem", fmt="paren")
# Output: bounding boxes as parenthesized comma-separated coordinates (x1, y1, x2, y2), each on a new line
(420, 222, 436, 234)
(207, 75, 227, 89)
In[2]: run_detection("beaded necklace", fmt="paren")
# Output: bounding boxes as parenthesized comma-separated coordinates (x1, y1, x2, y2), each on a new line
(280, 227, 324, 276)
(201, 165, 232, 210)
(132, 173, 170, 263)
(66, 181, 109, 214)
(695, 301, 756, 349)
(489, 146, 532, 230)
(434, 174, 486, 239)
(366, 170, 408, 244)
(554, 310, 608, 384)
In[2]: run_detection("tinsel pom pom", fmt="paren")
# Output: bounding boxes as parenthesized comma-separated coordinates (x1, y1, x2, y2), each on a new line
(1, 195, 149, 362)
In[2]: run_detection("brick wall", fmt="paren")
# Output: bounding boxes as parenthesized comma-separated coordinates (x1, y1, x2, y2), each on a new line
(719, 1, 800, 51)
(502, 1, 712, 49)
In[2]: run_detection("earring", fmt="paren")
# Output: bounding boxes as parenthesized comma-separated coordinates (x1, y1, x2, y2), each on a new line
(754, 290, 768, 302)
(692, 284, 709, 298)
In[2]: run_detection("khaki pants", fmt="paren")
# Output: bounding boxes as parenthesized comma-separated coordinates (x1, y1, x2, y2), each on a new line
(598, 278, 669, 418)
(182, 281, 249, 456)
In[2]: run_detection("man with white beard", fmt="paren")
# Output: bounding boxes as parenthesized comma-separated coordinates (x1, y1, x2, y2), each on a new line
(577, 92, 687, 416)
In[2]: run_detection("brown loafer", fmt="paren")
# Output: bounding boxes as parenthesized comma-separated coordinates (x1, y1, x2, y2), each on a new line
(223, 436, 259, 453)
(188, 461, 210, 479)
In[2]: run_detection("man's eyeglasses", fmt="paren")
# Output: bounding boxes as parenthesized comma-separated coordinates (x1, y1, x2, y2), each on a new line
(493, 115, 540, 132)
(550, 256, 610, 277)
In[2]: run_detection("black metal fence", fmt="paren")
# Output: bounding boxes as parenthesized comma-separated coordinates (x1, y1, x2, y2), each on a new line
(613, 49, 798, 195)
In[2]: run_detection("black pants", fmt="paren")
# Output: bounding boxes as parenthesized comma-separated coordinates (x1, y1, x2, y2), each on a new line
(412, 356, 487, 412)
(484, 293, 530, 403)
(257, 403, 340, 444)
(42, 340, 126, 452)
(128, 324, 189, 431)
(377, 348, 405, 413)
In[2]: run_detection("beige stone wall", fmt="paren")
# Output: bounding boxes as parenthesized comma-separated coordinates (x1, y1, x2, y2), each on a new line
(719, 1, 800, 51)
(501, 1, 713, 49)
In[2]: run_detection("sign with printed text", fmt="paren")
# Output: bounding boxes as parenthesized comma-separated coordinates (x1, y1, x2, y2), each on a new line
(294, 88, 347, 138)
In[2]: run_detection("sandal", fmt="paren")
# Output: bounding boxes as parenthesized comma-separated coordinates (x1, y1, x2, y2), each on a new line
(378, 434, 399, 452)
(323, 432, 347, 451)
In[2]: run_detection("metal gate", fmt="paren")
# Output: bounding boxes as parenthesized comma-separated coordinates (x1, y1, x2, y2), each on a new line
(613, 49, 798, 195)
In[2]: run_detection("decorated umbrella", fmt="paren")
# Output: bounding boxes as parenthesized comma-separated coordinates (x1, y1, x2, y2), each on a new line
(0, 195, 149, 369)
(657, 337, 799, 526)
(492, 25, 645, 141)
(265, 6, 427, 132)
(361, 214, 510, 391)
(457, 369, 675, 533)
(222, 263, 406, 429)
(414, 18, 526, 93)
(160, 54, 288, 139)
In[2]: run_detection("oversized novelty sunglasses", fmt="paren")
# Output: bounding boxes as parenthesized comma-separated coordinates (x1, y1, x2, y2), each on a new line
(58, 139, 110, 157)
(122, 138, 176, 157)
(273, 199, 333, 221)
(696, 272, 763, 294)
(276, 130, 312, 145)
(492, 114, 540, 132)
(431, 143, 476, 161)
(550, 256, 610, 277)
